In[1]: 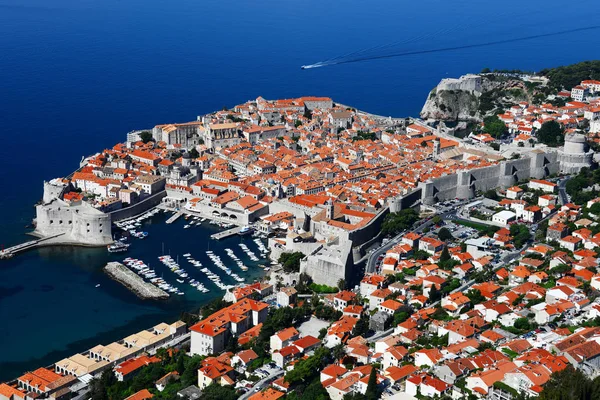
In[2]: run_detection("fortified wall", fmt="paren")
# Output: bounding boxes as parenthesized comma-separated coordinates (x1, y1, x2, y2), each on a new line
(420, 137, 592, 205)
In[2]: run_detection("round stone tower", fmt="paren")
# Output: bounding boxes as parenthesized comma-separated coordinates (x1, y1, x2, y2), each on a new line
(559, 133, 593, 174)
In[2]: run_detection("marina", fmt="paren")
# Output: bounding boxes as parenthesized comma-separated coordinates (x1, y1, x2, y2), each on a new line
(0, 209, 270, 380)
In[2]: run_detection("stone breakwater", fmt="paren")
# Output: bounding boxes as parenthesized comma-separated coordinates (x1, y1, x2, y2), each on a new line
(103, 262, 169, 300)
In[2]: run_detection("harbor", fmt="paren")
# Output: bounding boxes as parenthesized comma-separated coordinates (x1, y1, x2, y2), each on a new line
(0, 209, 270, 381)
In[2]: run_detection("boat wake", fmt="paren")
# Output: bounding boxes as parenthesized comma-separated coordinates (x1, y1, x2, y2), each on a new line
(301, 25, 600, 70)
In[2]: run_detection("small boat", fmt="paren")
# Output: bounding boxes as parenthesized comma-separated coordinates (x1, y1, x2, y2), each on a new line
(239, 226, 253, 236)
(107, 242, 130, 253)
(95, 284, 101, 288)
(184, 225, 190, 229)
(177, 279, 185, 283)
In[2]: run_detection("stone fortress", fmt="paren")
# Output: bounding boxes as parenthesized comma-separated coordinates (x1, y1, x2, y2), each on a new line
(34, 180, 113, 246)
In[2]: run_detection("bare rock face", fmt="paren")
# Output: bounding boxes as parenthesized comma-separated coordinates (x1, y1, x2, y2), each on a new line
(421, 73, 532, 123)
(421, 74, 482, 122)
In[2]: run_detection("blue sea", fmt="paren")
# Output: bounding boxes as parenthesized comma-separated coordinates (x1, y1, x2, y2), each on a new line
(0, 0, 599, 380)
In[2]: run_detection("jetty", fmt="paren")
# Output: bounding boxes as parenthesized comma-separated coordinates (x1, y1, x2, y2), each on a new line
(166, 210, 184, 224)
(211, 226, 243, 240)
(103, 262, 169, 300)
(0, 233, 66, 260)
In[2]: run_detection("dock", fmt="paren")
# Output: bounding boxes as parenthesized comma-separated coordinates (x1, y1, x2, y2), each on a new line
(103, 262, 169, 300)
(166, 210, 184, 224)
(211, 226, 243, 240)
(0, 233, 65, 260)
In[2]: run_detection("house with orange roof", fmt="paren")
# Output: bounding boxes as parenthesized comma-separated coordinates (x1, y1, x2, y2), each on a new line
(382, 345, 409, 369)
(190, 298, 268, 356)
(360, 274, 386, 298)
(248, 388, 285, 400)
(114, 355, 161, 381)
(414, 348, 443, 367)
(270, 327, 299, 352)
(509, 265, 531, 286)
(419, 236, 444, 255)
(231, 349, 259, 370)
(320, 364, 348, 383)
(0, 384, 25, 400)
(197, 357, 235, 389)
(379, 299, 402, 315)
(124, 389, 154, 400)
(369, 288, 392, 310)
(325, 316, 358, 347)
(466, 360, 517, 396)
(326, 373, 361, 400)
(333, 290, 357, 312)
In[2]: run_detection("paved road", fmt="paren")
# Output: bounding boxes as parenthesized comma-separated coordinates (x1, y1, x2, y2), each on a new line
(239, 371, 284, 400)
(365, 199, 479, 274)
(558, 176, 571, 205)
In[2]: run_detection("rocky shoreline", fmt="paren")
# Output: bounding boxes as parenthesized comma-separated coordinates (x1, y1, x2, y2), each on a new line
(103, 262, 169, 300)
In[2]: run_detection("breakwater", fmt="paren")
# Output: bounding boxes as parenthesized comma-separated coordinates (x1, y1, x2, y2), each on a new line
(103, 262, 169, 300)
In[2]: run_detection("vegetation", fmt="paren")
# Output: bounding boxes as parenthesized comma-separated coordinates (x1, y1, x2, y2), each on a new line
(200, 298, 231, 319)
(536, 121, 564, 147)
(352, 314, 370, 337)
(353, 131, 377, 141)
(279, 252, 305, 273)
(483, 115, 507, 138)
(310, 283, 339, 294)
(139, 131, 153, 143)
(381, 209, 420, 236)
(438, 227, 453, 241)
(540, 366, 600, 399)
(87, 350, 225, 400)
(566, 168, 600, 205)
(466, 289, 485, 305)
(540, 60, 600, 90)
(285, 346, 332, 384)
(510, 224, 531, 248)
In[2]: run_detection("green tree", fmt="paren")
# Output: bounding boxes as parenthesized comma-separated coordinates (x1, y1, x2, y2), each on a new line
(483, 115, 507, 138)
(510, 224, 531, 248)
(199, 383, 239, 400)
(466, 289, 485, 305)
(536, 121, 564, 147)
(438, 227, 453, 242)
(539, 366, 600, 400)
(365, 367, 380, 400)
(352, 314, 370, 337)
(139, 130, 153, 143)
(381, 209, 420, 236)
(279, 252, 305, 273)
(189, 147, 200, 158)
(440, 246, 451, 262)
(337, 278, 346, 291)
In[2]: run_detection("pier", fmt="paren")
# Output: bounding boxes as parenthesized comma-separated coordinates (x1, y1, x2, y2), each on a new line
(103, 262, 169, 300)
(0, 233, 65, 260)
(166, 210, 184, 224)
(211, 226, 243, 240)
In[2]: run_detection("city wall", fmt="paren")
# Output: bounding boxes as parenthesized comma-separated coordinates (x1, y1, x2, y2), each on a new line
(420, 151, 561, 204)
(109, 191, 167, 222)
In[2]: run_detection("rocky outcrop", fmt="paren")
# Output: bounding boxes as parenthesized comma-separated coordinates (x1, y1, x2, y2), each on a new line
(421, 74, 482, 122)
(421, 73, 532, 123)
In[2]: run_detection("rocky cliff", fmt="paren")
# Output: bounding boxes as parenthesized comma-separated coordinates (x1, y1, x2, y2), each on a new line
(421, 73, 531, 122)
